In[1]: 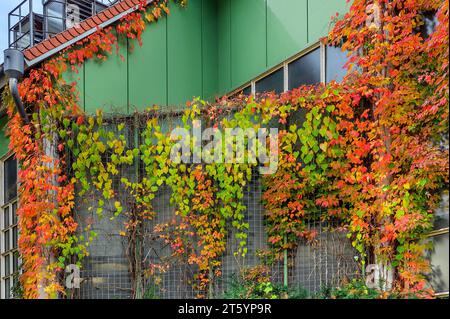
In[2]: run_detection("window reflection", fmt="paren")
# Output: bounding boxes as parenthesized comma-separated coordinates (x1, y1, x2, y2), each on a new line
(242, 86, 251, 96)
(326, 46, 348, 83)
(288, 48, 320, 89)
(434, 192, 449, 229)
(256, 68, 284, 94)
(427, 233, 449, 294)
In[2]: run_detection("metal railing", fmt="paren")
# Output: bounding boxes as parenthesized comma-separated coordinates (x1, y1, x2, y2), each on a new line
(8, 0, 120, 51)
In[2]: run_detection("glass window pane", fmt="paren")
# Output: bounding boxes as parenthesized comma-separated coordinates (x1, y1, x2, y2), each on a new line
(13, 253, 19, 273)
(44, 1, 64, 37)
(427, 233, 449, 293)
(288, 48, 320, 89)
(256, 68, 284, 94)
(5, 230, 10, 251)
(434, 192, 449, 229)
(326, 46, 349, 83)
(242, 86, 251, 96)
(4, 157, 17, 202)
(5, 255, 10, 276)
(4, 206, 10, 228)
(5, 278, 11, 299)
(13, 226, 18, 249)
(12, 202, 18, 225)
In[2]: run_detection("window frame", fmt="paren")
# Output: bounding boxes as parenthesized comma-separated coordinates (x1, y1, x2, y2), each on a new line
(227, 42, 325, 98)
(426, 226, 449, 298)
(0, 152, 20, 299)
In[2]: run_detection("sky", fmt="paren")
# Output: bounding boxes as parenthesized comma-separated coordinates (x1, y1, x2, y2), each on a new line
(0, 0, 43, 64)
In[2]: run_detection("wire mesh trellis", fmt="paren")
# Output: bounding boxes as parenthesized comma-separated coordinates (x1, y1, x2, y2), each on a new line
(66, 109, 361, 299)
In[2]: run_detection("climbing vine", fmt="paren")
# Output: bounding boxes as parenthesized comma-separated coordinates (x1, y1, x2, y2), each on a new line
(3, 0, 448, 299)
(4, 0, 186, 298)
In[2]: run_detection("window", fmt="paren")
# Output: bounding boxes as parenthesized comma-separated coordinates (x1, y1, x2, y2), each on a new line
(4, 156, 17, 203)
(1, 155, 19, 299)
(288, 48, 321, 89)
(242, 86, 251, 96)
(256, 68, 284, 94)
(426, 192, 449, 297)
(227, 44, 324, 98)
(416, 11, 438, 39)
(227, 42, 349, 100)
(43, 0, 65, 38)
(326, 46, 348, 83)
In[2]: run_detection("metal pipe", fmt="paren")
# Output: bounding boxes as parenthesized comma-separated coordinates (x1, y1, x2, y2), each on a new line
(3, 49, 29, 125)
(9, 78, 30, 124)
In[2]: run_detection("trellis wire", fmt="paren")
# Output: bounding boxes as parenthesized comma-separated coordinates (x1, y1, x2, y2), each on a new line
(66, 110, 360, 299)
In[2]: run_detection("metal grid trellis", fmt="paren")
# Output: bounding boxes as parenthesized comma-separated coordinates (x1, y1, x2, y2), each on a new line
(66, 110, 360, 299)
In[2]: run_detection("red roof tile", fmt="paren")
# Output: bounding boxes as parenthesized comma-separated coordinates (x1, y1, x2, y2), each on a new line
(23, 0, 146, 63)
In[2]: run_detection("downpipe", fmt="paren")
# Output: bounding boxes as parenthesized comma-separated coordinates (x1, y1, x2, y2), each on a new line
(9, 78, 30, 124)
(3, 49, 29, 124)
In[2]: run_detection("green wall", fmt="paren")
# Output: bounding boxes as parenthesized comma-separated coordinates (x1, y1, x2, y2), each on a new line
(217, 0, 349, 94)
(61, 0, 350, 113)
(0, 116, 9, 158)
(70, 1, 218, 114)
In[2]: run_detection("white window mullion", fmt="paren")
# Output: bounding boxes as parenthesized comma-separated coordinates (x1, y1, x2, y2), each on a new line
(320, 42, 326, 84)
(283, 62, 288, 93)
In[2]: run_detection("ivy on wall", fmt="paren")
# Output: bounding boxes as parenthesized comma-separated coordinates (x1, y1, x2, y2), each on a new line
(3, 0, 449, 299)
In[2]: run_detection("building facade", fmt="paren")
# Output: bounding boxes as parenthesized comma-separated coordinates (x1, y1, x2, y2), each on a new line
(0, 0, 448, 299)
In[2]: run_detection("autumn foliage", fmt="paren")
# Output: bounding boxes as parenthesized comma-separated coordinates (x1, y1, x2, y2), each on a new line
(3, 0, 449, 298)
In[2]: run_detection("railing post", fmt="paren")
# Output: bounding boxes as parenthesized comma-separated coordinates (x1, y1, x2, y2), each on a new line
(19, 5, 22, 47)
(29, 0, 34, 47)
(8, 12, 11, 48)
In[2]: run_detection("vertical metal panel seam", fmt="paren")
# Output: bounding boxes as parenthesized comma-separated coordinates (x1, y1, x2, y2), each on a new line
(83, 62, 86, 112)
(265, 0, 268, 68)
(229, 0, 232, 90)
(306, 0, 309, 43)
(201, 0, 204, 100)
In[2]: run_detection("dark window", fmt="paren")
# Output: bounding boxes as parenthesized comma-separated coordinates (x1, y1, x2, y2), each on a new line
(5, 230, 10, 251)
(5, 255, 10, 276)
(13, 226, 18, 249)
(326, 46, 348, 83)
(4, 206, 9, 228)
(416, 11, 438, 39)
(4, 157, 17, 203)
(288, 48, 320, 89)
(242, 86, 251, 96)
(12, 202, 17, 225)
(256, 68, 284, 94)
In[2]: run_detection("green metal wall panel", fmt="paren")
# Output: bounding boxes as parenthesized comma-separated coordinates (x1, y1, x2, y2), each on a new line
(230, 0, 266, 89)
(62, 63, 85, 110)
(267, 0, 308, 67)
(59, 0, 351, 113)
(218, 0, 232, 95)
(84, 33, 128, 114)
(0, 116, 9, 158)
(202, 0, 219, 101)
(128, 17, 168, 111)
(167, 1, 202, 107)
(307, 0, 349, 42)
